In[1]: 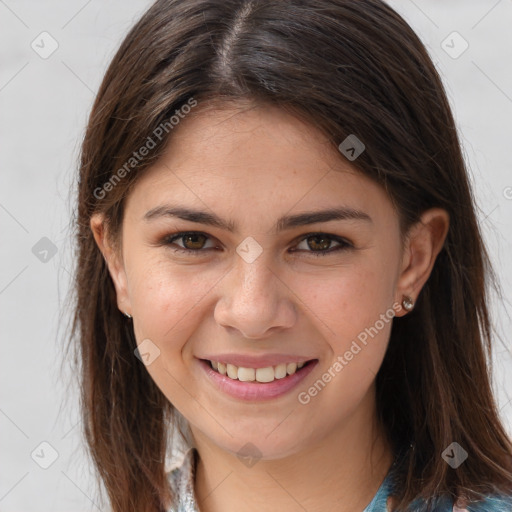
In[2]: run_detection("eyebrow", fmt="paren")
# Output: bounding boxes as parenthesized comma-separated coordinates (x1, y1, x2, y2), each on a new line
(143, 205, 372, 234)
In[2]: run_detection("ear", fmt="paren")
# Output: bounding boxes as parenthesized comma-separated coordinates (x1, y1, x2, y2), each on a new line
(90, 213, 132, 317)
(394, 208, 449, 317)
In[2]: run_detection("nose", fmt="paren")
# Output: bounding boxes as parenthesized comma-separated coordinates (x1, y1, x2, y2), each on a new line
(214, 255, 297, 339)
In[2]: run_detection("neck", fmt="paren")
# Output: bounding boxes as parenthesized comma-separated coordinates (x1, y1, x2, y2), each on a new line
(191, 390, 394, 512)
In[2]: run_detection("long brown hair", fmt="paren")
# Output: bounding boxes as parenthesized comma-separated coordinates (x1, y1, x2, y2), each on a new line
(67, 0, 512, 510)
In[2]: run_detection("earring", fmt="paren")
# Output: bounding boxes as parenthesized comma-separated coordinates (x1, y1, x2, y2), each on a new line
(123, 311, 132, 319)
(402, 295, 414, 311)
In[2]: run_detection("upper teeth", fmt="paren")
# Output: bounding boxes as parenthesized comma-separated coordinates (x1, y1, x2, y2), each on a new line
(210, 360, 306, 382)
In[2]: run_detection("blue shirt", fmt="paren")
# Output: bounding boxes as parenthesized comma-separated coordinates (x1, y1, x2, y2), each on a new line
(166, 447, 512, 511)
(363, 463, 512, 511)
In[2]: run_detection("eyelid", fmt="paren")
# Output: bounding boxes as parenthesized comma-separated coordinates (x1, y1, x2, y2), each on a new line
(162, 231, 219, 252)
(292, 232, 353, 249)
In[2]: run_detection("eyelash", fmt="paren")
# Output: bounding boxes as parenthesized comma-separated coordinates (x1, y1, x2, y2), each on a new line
(160, 231, 353, 257)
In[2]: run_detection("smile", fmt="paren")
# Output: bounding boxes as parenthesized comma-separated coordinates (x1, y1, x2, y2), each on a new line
(197, 358, 319, 401)
(207, 359, 308, 382)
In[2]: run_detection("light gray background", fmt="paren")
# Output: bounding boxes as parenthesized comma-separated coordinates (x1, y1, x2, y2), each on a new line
(1, 1, 511, 510)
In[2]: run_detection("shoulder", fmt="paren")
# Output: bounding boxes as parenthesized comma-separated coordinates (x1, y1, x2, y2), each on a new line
(397, 493, 512, 512)
(381, 477, 512, 512)
(381, 463, 512, 511)
(463, 493, 512, 512)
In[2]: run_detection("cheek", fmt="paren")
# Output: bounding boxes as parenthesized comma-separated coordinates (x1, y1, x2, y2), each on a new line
(127, 255, 220, 350)
(126, 257, 224, 415)
(292, 272, 395, 416)
(292, 257, 397, 400)
(300, 262, 396, 345)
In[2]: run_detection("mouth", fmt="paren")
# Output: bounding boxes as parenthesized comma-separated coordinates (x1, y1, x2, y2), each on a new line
(200, 358, 317, 383)
(197, 356, 319, 401)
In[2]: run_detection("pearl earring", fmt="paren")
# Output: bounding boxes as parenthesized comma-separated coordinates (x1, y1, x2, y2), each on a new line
(402, 295, 414, 311)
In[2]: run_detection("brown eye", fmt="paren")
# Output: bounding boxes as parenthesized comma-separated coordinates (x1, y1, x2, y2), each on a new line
(293, 233, 352, 257)
(306, 235, 332, 251)
(180, 233, 208, 250)
(163, 231, 216, 254)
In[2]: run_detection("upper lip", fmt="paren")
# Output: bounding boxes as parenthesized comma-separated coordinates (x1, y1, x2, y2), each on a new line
(198, 354, 317, 368)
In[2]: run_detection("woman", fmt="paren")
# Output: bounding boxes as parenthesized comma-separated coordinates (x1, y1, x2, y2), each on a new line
(69, 0, 512, 510)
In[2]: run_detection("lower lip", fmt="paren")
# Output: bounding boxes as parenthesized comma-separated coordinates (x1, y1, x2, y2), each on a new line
(197, 358, 319, 401)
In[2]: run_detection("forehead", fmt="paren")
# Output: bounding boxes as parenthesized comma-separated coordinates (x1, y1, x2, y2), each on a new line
(160, 102, 341, 176)
(125, 104, 396, 227)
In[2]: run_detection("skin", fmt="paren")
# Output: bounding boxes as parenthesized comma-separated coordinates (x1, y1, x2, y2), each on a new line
(91, 102, 449, 512)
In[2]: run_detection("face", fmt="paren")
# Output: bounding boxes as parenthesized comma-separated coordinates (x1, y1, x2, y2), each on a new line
(94, 103, 434, 461)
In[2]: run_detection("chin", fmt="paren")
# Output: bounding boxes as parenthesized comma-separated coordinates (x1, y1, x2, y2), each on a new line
(212, 430, 308, 463)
